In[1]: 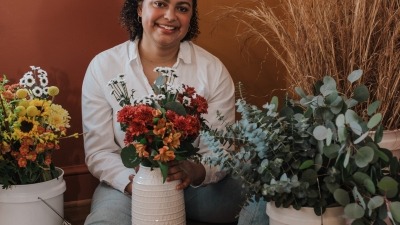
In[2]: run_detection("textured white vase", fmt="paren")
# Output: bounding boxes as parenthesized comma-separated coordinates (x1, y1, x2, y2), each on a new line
(266, 202, 346, 225)
(0, 167, 66, 225)
(131, 164, 186, 225)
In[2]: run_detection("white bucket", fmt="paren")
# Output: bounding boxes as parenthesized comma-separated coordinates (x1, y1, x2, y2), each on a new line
(266, 202, 346, 225)
(0, 168, 66, 225)
(379, 129, 400, 158)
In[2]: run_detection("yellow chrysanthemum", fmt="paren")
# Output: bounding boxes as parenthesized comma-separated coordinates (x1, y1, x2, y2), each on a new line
(47, 86, 59, 97)
(47, 104, 70, 130)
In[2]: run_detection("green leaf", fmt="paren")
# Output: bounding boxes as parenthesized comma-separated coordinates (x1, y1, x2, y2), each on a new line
(300, 169, 318, 185)
(350, 121, 363, 135)
(353, 85, 370, 102)
(333, 188, 350, 206)
(347, 69, 363, 84)
(345, 98, 358, 108)
(323, 144, 340, 159)
(367, 113, 382, 129)
(353, 132, 370, 144)
(344, 203, 365, 219)
(389, 202, 400, 223)
(367, 100, 381, 116)
(374, 124, 384, 143)
(355, 146, 374, 168)
(378, 176, 399, 198)
(313, 125, 328, 141)
(165, 101, 186, 115)
(121, 145, 141, 168)
(270, 96, 279, 112)
(158, 162, 169, 183)
(345, 109, 360, 124)
(295, 87, 307, 98)
(367, 196, 384, 210)
(299, 160, 314, 170)
(353, 172, 376, 194)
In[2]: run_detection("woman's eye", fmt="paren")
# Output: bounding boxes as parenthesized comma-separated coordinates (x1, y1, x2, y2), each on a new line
(153, 1, 166, 8)
(177, 6, 190, 13)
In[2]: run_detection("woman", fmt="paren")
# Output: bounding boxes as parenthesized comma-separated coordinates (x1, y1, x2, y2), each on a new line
(81, 0, 245, 224)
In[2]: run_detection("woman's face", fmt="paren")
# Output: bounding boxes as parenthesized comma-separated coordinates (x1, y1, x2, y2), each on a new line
(138, 0, 193, 48)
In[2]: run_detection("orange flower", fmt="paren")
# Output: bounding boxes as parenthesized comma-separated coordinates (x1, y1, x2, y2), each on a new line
(19, 145, 30, 156)
(26, 151, 37, 162)
(18, 157, 27, 168)
(35, 143, 46, 154)
(152, 109, 162, 117)
(44, 154, 52, 166)
(163, 132, 181, 148)
(154, 146, 175, 162)
(134, 143, 149, 158)
(153, 118, 167, 136)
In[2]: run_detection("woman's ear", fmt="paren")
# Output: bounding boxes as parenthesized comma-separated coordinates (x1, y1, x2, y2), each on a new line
(137, 3, 142, 17)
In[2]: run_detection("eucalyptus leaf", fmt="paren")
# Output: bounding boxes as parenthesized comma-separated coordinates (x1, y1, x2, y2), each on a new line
(355, 146, 374, 168)
(295, 87, 307, 98)
(378, 177, 399, 198)
(347, 69, 363, 84)
(389, 202, 400, 223)
(374, 124, 384, 143)
(353, 132, 370, 144)
(367, 196, 384, 210)
(344, 203, 365, 219)
(270, 96, 279, 112)
(121, 145, 141, 168)
(323, 144, 340, 159)
(345, 98, 358, 108)
(367, 113, 382, 129)
(367, 100, 381, 116)
(333, 188, 350, 206)
(350, 121, 363, 135)
(313, 125, 328, 141)
(353, 85, 370, 102)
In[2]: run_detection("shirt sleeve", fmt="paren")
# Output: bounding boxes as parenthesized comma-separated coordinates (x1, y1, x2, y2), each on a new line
(197, 59, 235, 186)
(81, 57, 134, 193)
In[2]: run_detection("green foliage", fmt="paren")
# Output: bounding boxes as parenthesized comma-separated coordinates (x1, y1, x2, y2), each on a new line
(201, 70, 400, 224)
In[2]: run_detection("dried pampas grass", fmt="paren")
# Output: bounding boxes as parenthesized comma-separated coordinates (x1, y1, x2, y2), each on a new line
(222, 0, 400, 129)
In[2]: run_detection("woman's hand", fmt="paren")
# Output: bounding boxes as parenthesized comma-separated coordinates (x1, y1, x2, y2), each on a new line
(167, 160, 206, 190)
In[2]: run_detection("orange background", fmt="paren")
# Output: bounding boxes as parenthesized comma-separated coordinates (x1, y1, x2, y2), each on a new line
(0, 0, 285, 204)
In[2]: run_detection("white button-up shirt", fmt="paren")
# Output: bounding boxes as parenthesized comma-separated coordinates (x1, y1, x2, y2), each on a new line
(81, 39, 235, 192)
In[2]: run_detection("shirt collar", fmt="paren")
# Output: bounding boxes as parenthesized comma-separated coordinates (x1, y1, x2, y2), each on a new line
(128, 39, 192, 65)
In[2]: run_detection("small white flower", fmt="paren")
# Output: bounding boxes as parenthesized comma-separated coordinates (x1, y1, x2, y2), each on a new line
(32, 86, 43, 97)
(39, 76, 49, 87)
(42, 87, 49, 95)
(38, 69, 47, 77)
(156, 94, 166, 100)
(21, 74, 35, 87)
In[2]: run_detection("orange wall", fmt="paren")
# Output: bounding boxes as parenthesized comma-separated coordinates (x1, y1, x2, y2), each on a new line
(0, 1, 285, 203)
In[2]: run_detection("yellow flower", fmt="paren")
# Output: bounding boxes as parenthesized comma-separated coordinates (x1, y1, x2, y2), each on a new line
(134, 143, 149, 158)
(48, 104, 70, 130)
(14, 106, 26, 116)
(15, 89, 28, 99)
(18, 100, 30, 108)
(26, 105, 39, 117)
(48, 86, 59, 97)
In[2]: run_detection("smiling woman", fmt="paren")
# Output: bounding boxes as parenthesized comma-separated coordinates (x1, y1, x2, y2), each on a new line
(81, 0, 246, 224)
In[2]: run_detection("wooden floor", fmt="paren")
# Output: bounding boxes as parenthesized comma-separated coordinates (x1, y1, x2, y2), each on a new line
(64, 201, 237, 225)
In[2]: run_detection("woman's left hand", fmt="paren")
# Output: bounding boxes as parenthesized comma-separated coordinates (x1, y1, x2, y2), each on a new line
(167, 160, 206, 190)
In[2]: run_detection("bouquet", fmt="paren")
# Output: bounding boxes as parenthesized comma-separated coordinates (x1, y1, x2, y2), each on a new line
(109, 67, 208, 182)
(0, 66, 78, 189)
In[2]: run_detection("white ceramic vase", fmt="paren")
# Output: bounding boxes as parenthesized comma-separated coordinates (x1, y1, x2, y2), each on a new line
(0, 167, 66, 225)
(379, 129, 400, 158)
(131, 164, 186, 225)
(266, 202, 347, 225)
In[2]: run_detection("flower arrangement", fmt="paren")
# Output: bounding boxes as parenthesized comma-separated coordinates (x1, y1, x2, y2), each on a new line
(202, 71, 400, 224)
(108, 67, 208, 182)
(0, 66, 77, 189)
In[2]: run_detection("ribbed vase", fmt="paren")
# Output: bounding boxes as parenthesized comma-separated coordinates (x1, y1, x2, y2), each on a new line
(131, 164, 186, 225)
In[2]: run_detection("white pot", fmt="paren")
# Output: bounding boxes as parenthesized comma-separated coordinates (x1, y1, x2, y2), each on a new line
(131, 164, 186, 225)
(266, 202, 346, 225)
(378, 129, 400, 158)
(0, 167, 66, 225)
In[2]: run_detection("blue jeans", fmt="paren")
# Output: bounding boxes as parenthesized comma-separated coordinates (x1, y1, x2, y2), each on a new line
(84, 175, 246, 225)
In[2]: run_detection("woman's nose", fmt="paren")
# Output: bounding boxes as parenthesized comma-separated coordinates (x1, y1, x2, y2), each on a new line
(164, 7, 177, 21)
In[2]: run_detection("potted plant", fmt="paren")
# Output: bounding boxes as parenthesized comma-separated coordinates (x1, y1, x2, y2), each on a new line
(201, 70, 400, 224)
(216, 0, 400, 154)
(0, 66, 77, 225)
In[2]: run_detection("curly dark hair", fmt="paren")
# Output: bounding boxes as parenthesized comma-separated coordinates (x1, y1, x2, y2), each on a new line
(120, 0, 200, 42)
